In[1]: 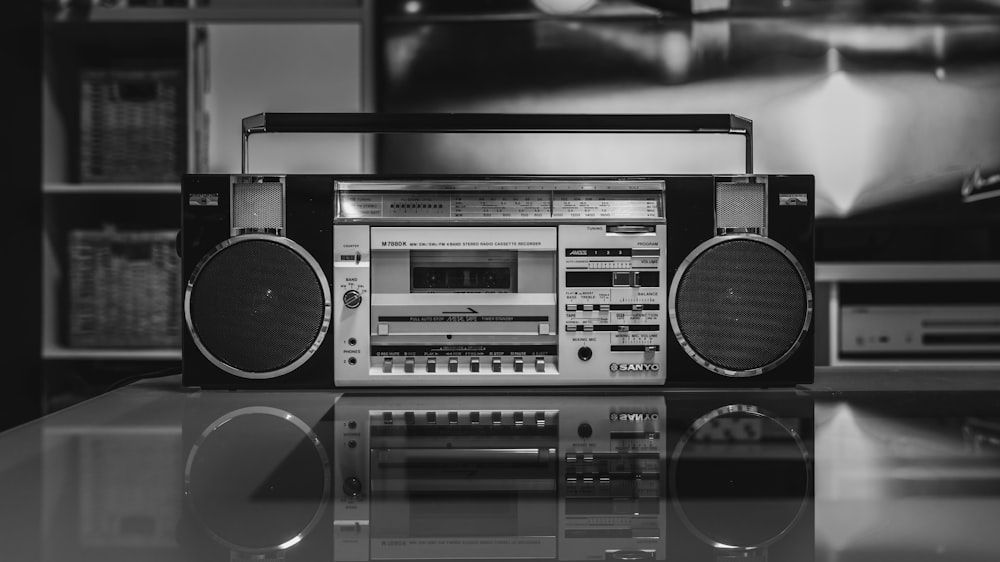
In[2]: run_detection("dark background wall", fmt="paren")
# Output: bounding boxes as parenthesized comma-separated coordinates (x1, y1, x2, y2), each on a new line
(2, 0, 42, 432)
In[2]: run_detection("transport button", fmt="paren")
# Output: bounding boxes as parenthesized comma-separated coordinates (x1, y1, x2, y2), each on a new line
(470, 358, 481, 373)
(491, 357, 502, 373)
(448, 411, 459, 424)
(513, 357, 524, 372)
(404, 411, 416, 425)
(535, 357, 546, 372)
(514, 411, 524, 425)
(426, 412, 437, 424)
(404, 357, 415, 373)
(470, 411, 481, 424)
(382, 412, 393, 425)
(492, 411, 502, 425)
(426, 357, 437, 373)
(448, 357, 459, 372)
(382, 357, 393, 373)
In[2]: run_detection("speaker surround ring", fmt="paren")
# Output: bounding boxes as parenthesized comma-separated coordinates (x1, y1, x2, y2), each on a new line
(668, 234, 812, 377)
(184, 234, 332, 379)
(183, 406, 331, 554)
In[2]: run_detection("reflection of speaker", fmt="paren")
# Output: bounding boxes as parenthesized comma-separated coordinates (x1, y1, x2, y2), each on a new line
(665, 391, 814, 562)
(181, 175, 334, 388)
(178, 392, 335, 561)
(666, 175, 814, 387)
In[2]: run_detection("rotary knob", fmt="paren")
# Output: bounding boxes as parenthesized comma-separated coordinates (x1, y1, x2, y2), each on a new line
(343, 476, 363, 497)
(343, 290, 363, 309)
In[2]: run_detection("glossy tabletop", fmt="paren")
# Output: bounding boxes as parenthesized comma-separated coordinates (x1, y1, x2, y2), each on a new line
(1, 367, 999, 562)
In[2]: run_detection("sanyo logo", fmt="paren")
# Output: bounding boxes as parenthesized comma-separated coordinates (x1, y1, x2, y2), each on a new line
(609, 412, 659, 422)
(381, 241, 408, 247)
(609, 363, 660, 372)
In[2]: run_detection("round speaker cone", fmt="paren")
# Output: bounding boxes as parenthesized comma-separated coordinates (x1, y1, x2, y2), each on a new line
(670, 407, 810, 549)
(671, 236, 810, 375)
(187, 237, 330, 377)
(185, 407, 329, 552)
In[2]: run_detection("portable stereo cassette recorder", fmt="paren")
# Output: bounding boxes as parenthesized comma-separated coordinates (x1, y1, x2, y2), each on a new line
(181, 172, 814, 389)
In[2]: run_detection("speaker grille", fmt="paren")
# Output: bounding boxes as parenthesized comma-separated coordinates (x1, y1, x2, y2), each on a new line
(716, 182, 765, 230)
(672, 238, 809, 374)
(232, 181, 284, 231)
(188, 238, 328, 375)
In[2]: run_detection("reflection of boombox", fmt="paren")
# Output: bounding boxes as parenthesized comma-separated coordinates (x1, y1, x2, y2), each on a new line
(333, 393, 667, 561)
(178, 392, 336, 561)
(181, 173, 813, 389)
(176, 391, 813, 562)
(664, 391, 815, 562)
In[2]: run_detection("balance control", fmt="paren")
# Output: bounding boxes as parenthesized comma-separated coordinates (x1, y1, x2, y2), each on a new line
(343, 290, 363, 309)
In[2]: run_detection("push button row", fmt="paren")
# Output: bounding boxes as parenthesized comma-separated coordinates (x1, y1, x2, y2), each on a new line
(378, 410, 553, 426)
(381, 356, 547, 373)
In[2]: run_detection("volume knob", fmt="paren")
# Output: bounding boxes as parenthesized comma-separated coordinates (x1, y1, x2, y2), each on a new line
(343, 290, 363, 309)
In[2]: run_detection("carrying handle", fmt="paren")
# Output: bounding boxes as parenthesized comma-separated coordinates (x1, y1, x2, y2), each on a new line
(241, 112, 753, 174)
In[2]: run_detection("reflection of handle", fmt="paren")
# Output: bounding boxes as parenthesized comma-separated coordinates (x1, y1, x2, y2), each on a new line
(715, 546, 768, 561)
(240, 112, 753, 174)
(374, 447, 555, 465)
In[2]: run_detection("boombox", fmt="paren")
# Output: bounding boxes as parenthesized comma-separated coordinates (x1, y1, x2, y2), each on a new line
(181, 173, 813, 389)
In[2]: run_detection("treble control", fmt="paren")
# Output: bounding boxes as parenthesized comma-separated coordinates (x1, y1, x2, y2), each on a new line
(343, 290, 363, 309)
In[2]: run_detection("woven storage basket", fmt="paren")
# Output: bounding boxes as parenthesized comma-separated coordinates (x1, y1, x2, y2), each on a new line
(68, 227, 181, 348)
(80, 68, 182, 183)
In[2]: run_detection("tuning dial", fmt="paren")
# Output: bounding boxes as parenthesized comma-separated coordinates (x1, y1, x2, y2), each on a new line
(343, 290, 363, 309)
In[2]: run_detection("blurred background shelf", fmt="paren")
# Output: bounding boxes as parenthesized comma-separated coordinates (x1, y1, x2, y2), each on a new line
(44, 182, 181, 194)
(40, 0, 371, 415)
(43, 346, 181, 361)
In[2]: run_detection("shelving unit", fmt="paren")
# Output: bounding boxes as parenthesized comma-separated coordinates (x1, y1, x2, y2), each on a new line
(41, 0, 372, 410)
(817, 262, 1000, 368)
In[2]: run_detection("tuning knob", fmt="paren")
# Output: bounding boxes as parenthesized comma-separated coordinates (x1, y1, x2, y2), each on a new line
(343, 290, 363, 309)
